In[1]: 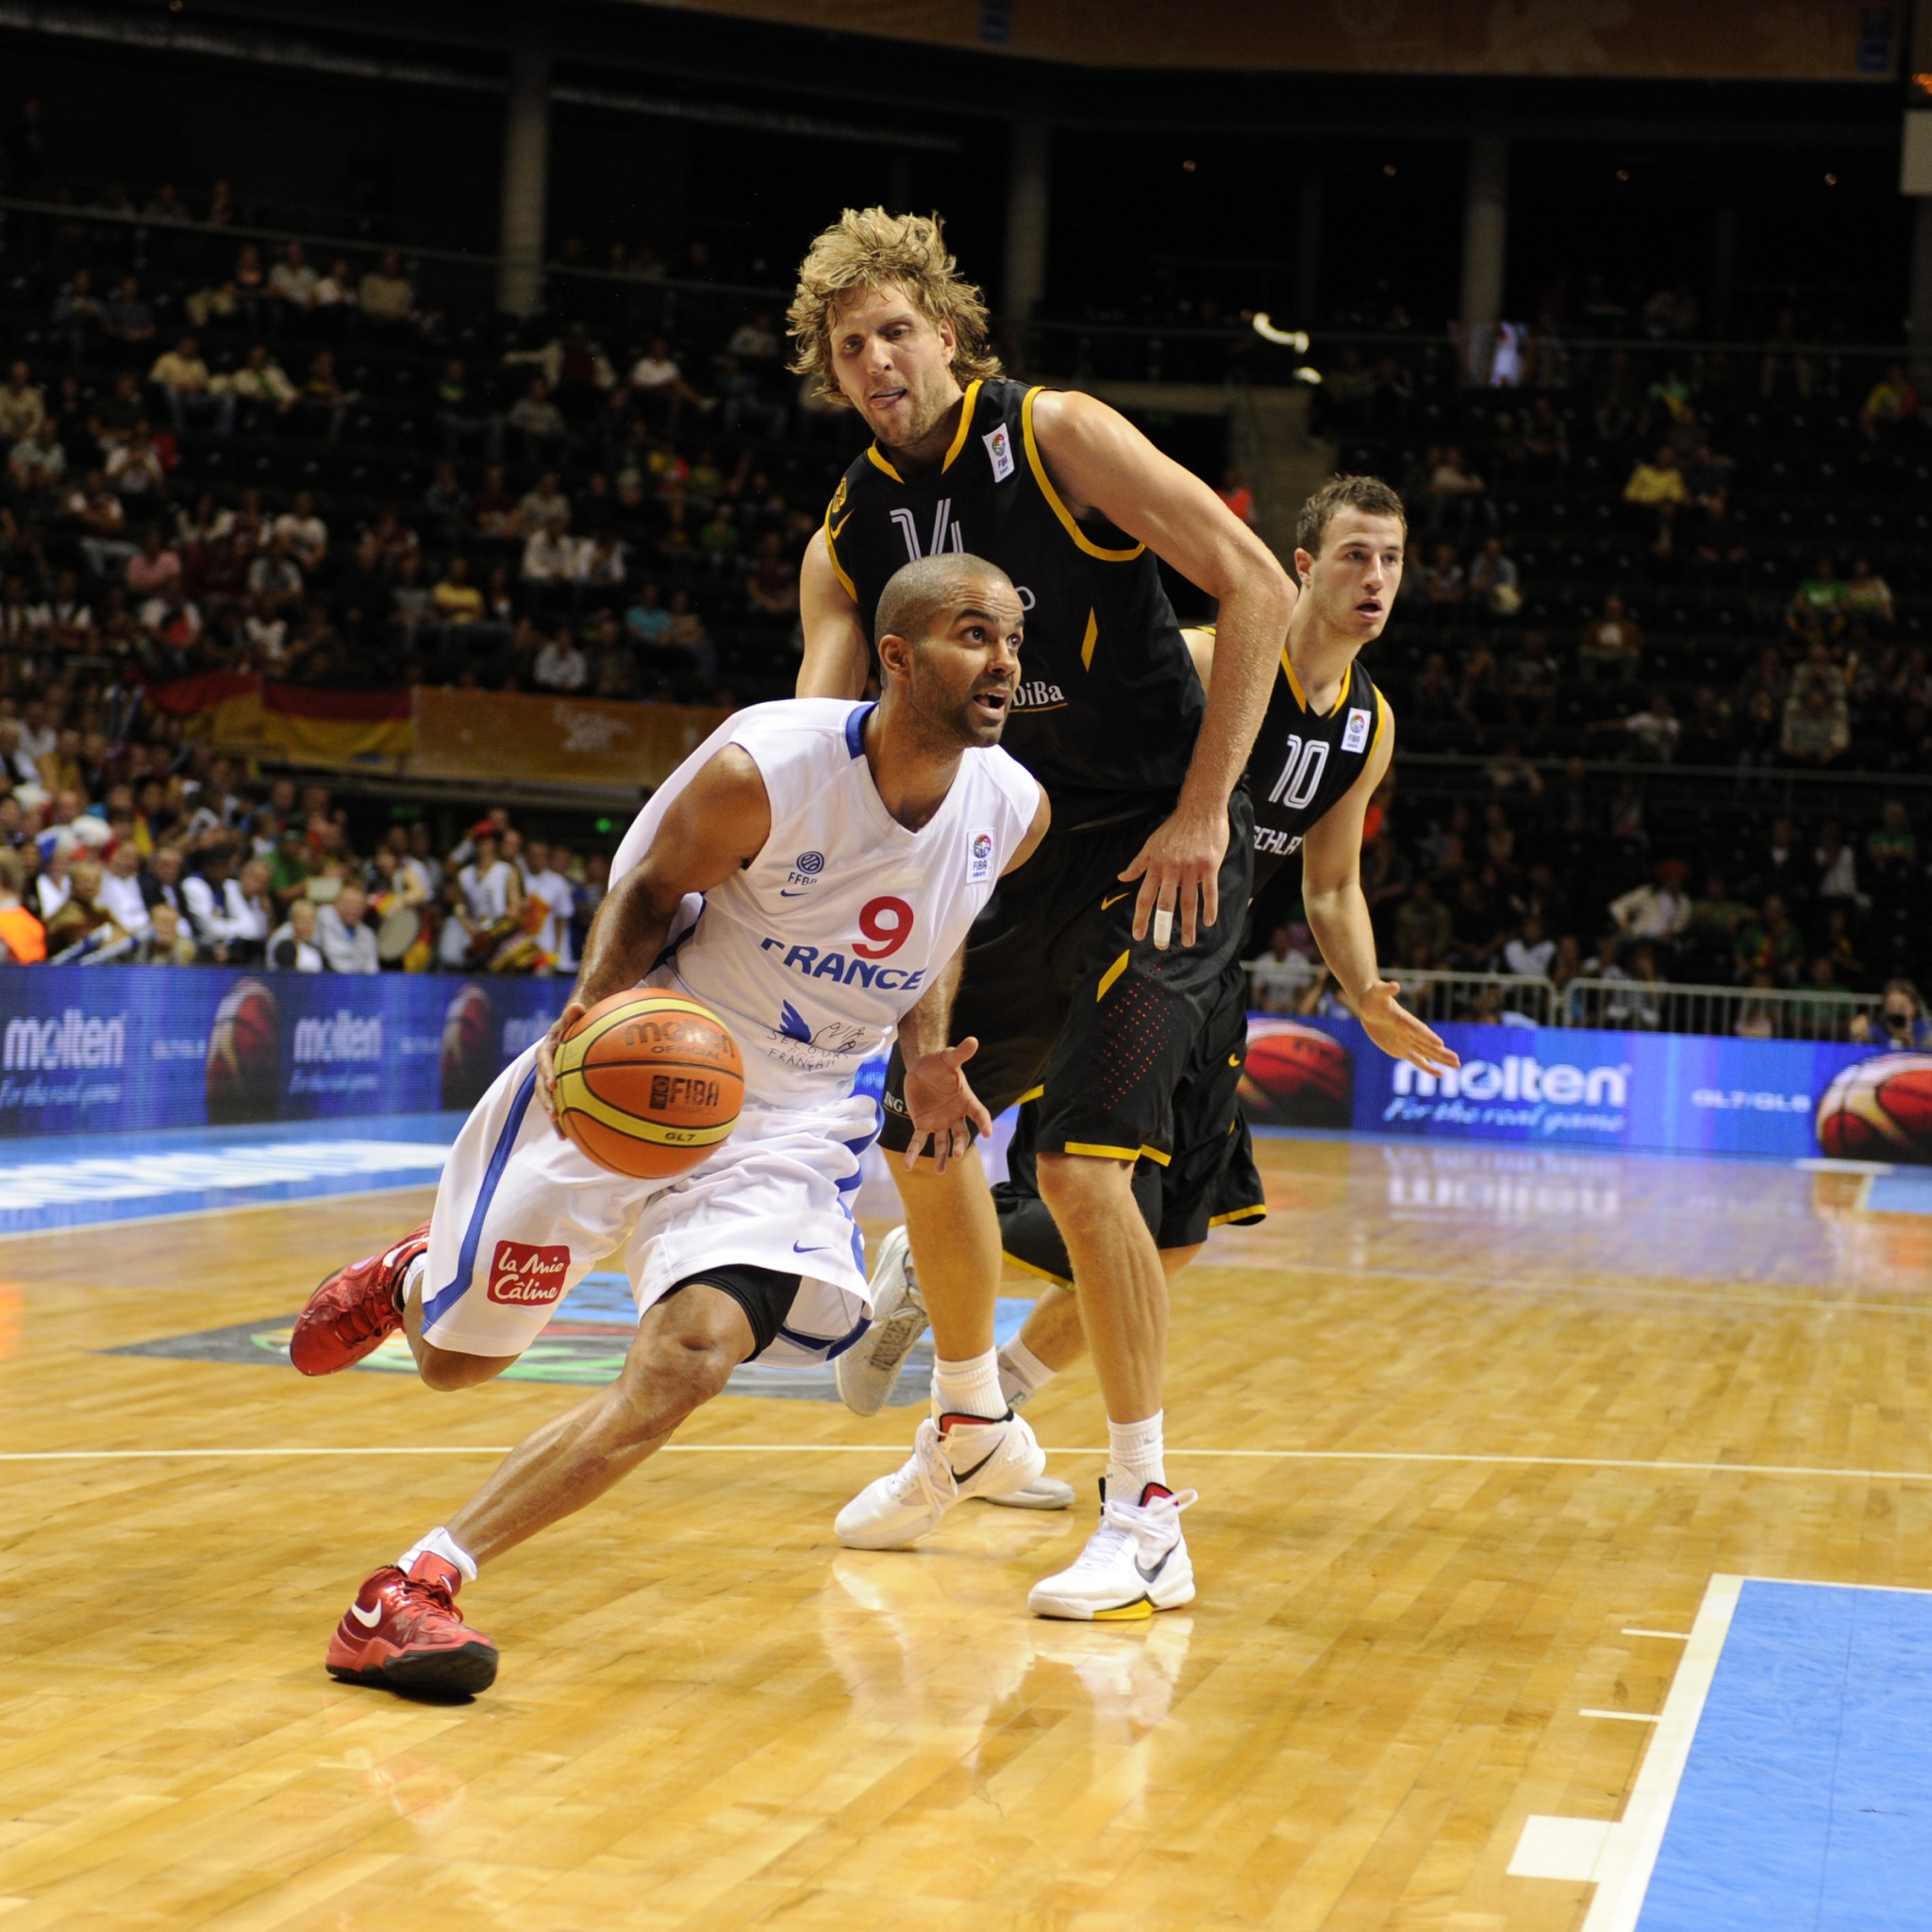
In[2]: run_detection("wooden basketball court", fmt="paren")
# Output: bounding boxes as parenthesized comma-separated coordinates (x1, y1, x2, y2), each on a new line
(3, 1131, 1927, 1929)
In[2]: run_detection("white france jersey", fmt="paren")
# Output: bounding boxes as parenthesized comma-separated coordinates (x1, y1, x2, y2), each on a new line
(609, 699, 1040, 1106)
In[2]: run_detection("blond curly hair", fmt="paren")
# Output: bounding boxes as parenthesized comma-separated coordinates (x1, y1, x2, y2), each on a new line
(788, 208, 1002, 405)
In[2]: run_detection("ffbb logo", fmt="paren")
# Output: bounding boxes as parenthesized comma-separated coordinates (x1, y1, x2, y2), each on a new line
(486, 1240, 571, 1306)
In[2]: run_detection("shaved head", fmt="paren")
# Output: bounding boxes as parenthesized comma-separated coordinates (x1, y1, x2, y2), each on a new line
(874, 553, 1020, 653)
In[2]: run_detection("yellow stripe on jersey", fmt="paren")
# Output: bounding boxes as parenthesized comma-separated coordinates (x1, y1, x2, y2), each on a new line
(1367, 687, 1391, 764)
(941, 379, 982, 473)
(1021, 388, 1145, 562)
(1281, 650, 1354, 719)
(823, 515, 857, 600)
(1096, 949, 1131, 1001)
(1081, 607, 1098, 670)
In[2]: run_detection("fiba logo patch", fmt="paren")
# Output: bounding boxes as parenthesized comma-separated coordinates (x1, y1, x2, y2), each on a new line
(486, 1240, 570, 1306)
(968, 828, 995, 884)
(983, 423, 1015, 482)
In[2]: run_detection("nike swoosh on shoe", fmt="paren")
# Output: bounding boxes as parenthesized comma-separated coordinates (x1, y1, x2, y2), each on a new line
(349, 1600, 383, 1628)
(1135, 1547, 1172, 1584)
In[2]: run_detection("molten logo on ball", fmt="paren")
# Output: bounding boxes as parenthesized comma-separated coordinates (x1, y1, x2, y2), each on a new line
(1238, 1021, 1355, 1130)
(1815, 1052, 1932, 1165)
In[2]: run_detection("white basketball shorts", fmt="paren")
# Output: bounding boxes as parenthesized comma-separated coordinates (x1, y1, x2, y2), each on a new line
(417, 1041, 879, 1367)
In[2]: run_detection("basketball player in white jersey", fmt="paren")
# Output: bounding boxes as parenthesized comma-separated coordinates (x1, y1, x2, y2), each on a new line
(288, 555, 1050, 1697)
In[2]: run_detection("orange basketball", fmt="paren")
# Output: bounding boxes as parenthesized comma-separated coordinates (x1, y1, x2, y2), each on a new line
(552, 990, 744, 1179)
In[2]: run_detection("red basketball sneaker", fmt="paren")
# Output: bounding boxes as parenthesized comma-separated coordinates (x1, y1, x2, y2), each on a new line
(290, 1221, 430, 1376)
(325, 1553, 498, 1696)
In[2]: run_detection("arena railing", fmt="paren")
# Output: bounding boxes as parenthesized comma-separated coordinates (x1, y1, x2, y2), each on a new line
(0, 191, 789, 326)
(1556, 976, 1881, 1041)
(1333, 967, 1883, 1041)
(1357, 968, 1558, 1027)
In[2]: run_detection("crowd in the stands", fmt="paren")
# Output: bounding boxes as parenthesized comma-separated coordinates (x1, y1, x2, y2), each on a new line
(1, 127, 1927, 1016)
(0, 751, 604, 975)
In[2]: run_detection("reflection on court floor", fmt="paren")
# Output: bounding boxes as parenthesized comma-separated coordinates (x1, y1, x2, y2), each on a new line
(0, 1111, 458, 1231)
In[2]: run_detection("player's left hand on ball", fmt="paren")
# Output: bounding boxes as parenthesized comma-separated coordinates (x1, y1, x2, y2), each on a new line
(535, 1000, 587, 1132)
(1357, 980, 1458, 1076)
(1119, 804, 1228, 950)
(902, 1036, 994, 1174)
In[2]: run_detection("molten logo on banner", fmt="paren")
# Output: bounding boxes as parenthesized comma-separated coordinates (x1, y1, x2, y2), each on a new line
(486, 1240, 571, 1306)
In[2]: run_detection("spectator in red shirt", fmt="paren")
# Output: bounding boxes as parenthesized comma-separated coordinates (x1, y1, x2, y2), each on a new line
(1216, 466, 1255, 525)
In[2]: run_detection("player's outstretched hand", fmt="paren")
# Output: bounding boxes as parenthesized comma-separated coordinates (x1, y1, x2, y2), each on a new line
(1357, 980, 1459, 1077)
(1119, 803, 1228, 951)
(901, 1036, 995, 1174)
(535, 1000, 588, 1133)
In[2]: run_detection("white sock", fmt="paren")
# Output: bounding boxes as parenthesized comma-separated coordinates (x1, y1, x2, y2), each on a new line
(396, 1525, 477, 1584)
(1106, 1411, 1166, 1497)
(998, 1337, 1056, 1410)
(932, 1349, 1006, 1424)
(397, 1250, 428, 1314)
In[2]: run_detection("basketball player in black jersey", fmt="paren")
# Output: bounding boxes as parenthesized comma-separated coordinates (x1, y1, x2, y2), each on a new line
(791, 208, 1296, 1618)
(977, 479, 1458, 1392)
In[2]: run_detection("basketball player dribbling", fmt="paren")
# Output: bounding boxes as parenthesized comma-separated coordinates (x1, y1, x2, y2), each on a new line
(287, 556, 1048, 1696)
(846, 479, 1458, 1418)
(791, 208, 1300, 1619)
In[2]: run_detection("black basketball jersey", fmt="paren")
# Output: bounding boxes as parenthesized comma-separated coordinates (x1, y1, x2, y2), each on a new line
(1247, 649, 1389, 897)
(823, 375, 1203, 826)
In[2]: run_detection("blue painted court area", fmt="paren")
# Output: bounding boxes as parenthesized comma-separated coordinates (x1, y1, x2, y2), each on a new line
(1867, 1170, 1932, 1216)
(0, 1112, 461, 1233)
(1638, 1579, 1932, 1930)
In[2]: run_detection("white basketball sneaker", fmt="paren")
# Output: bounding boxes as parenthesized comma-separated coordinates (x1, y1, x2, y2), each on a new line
(834, 1410, 1046, 1550)
(836, 1225, 928, 1417)
(981, 1378, 1074, 1507)
(983, 1474, 1076, 1509)
(1026, 1480, 1197, 1621)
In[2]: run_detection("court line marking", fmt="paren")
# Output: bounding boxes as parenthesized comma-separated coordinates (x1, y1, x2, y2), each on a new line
(1582, 1574, 1742, 1930)
(1623, 1628, 1691, 1640)
(1580, 1708, 1661, 1724)
(7, 1447, 1932, 1482)
(1508, 1574, 1743, 1920)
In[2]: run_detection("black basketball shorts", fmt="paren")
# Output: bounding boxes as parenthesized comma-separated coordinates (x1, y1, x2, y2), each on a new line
(879, 790, 1257, 1165)
(990, 957, 1267, 1282)
(884, 784, 1259, 1158)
